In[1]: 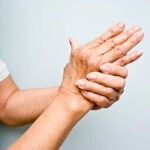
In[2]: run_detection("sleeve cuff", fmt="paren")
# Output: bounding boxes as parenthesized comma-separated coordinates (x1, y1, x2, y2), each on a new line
(0, 63, 10, 81)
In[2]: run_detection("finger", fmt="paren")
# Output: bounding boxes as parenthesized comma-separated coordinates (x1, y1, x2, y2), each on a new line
(69, 37, 80, 51)
(102, 30, 144, 63)
(76, 79, 119, 100)
(93, 87, 123, 110)
(114, 50, 143, 66)
(97, 25, 141, 54)
(93, 102, 113, 110)
(86, 72, 126, 89)
(118, 89, 124, 94)
(85, 21, 125, 49)
(81, 90, 112, 108)
(100, 63, 128, 78)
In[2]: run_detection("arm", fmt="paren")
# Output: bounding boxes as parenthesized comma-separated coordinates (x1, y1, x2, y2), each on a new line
(8, 22, 144, 149)
(0, 22, 143, 126)
(0, 21, 143, 127)
(7, 91, 92, 150)
(0, 76, 58, 126)
(7, 61, 138, 150)
(0, 53, 142, 127)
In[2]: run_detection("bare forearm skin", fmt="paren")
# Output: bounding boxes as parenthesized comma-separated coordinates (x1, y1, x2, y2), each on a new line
(7, 93, 93, 150)
(0, 76, 59, 126)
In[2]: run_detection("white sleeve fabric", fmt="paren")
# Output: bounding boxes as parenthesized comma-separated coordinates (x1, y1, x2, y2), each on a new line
(0, 59, 10, 81)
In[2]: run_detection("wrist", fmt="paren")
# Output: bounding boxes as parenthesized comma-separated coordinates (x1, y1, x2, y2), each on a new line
(57, 87, 94, 119)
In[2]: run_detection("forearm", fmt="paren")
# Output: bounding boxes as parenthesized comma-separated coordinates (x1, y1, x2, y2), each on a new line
(7, 94, 93, 150)
(0, 86, 59, 126)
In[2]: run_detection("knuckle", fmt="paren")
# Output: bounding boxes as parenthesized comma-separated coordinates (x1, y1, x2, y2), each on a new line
(107, 38, 116, 48)
(88, 58, 99, 68)
(126, 28, 133, 36)
(114, 46, 125, 57)
(106, 88, 114, 98)
(118, 78, 126, 89)
(130, 38, 137, 45)
(96, 37, 104, 45)
(117, 58, 126, 66)
(114, 94, 120, 101)
(123, 68, 128, 78)
(104, 102, 112, 108)
(97, 35, 107, 44)
(119, 89, 124, 94)
(109, 27, 116, 35)
(97, 97, 108, 107)
(93, 36, 105, 48)
(124, 56, 130, 63)
(96, 100, 102, 107)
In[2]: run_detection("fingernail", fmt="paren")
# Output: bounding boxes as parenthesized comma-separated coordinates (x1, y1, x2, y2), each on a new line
(118, 22, 125, 28)
(136, 31, 144, 37)
(135, 50, 143, 56)
(75, 80, 86, 86)
(133, 25, 141, 31)
(100, 65, 109, 71)
(86, 73, 96, 80)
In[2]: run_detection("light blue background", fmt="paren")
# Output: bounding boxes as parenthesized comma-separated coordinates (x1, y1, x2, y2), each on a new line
(0, 0, 150, 149)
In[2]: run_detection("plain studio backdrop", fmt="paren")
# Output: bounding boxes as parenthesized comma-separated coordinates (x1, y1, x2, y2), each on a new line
(0, 0, 150, 150)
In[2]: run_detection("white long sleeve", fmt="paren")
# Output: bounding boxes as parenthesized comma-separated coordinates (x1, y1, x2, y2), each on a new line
(0, 59, 9, 81)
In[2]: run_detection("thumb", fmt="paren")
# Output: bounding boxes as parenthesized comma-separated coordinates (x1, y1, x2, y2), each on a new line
(69, 37, 80, 51)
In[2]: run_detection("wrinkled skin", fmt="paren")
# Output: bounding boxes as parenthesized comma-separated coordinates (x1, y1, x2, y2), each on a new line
(59, 22, 144, 110)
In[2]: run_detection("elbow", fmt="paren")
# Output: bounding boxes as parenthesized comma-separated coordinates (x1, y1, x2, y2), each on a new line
(0, 109, 19, 126)
(0, 89, 22, 127)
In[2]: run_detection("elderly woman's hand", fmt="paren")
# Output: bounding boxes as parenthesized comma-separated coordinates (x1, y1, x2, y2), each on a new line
(72, 35, 143, 110)
(76, 50, 143, 110)
(58, 22, 143, 113)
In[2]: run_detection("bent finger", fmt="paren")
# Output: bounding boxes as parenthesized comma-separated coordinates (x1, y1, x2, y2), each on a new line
(93, 101, 114, 110)
(76, 79, 119, 100)
(81, 90, 111, 108)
